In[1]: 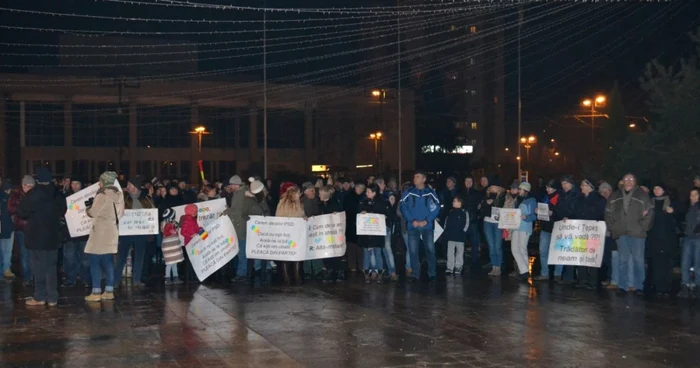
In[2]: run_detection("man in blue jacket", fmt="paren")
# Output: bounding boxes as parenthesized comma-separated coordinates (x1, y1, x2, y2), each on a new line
(401, 170, 440, 282)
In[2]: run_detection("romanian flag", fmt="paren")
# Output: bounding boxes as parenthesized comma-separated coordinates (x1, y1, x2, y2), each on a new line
(198, 228, 209, 241)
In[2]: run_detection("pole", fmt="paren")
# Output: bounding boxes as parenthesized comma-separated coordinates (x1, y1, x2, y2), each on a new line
(198, 133, 202, 153)
(591, 104, 595, 146)
(378, 94, 383, 174)
(263, 0, 268, 179)
(517, 7, 523, 180)
(397, 0, 402, 186)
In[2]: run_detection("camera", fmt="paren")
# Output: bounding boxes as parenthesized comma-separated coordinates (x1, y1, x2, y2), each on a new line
(84, 197, 94, 208)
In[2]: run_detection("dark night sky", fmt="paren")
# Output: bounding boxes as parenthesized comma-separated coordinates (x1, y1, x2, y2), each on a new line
(1, 0, 698, 133)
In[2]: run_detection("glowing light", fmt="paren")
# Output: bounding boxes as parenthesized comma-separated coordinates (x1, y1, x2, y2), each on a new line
(595, 95, 606, 104)
(582, 99, 592, 107)
(371, 89, 381, 97)
(194, 126, 206, 133)
(555, 152, 560, 156)
(629, 123, 636, 128)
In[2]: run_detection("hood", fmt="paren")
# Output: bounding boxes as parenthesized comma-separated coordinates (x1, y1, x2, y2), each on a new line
(184, 203, 198, 217)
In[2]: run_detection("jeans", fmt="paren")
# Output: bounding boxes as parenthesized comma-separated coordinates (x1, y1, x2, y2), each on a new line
(165, 264, 179, 279)
(446, 241, 465, 271)
(89, 254, 114, 294)
(681, 237, 700, 285)
(610, 250, 620, 285)
(17, 232, 31, 280)
(407, 228, 436, 278)
(539, 231, 552, 277)
(0, 233, 13, 272)
(115, 235, 147, 285)
(254, 259, 271, 271)
(236, 239, 248, 277)
(363, 248, 384, 271)
(466, 223, 480, 265)
(402, 232, 411, 270)
(511, 231, 531, 275)
(483, 222, 502, 268)
(63, 240, 89, 285)
(29, 249, 58, 303)
(382, 227, 396, 274)
(617, 236, 646, 291)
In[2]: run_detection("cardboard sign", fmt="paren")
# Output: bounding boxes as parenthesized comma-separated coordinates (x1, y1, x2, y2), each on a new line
(537, 203, 550, 221)
(433, 220, 444, 242)
(172, 198, 226, 228)
(498, 208, 521, 230)
(306, 212, 347, 260)
(356, 213, 387, 236)
(65, 181, 122, 238)
(548, 220, 606, 268)
(119, 209, 159, 235)
(185, 216, 239, 281)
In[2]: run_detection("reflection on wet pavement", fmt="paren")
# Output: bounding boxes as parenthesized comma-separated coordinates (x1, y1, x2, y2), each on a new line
(1, 274, 700, 367)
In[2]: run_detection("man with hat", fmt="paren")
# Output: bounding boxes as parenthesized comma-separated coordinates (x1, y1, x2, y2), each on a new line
(17, 168, 67, 306)
(228, 174, 250, 283)
(554, 174, 580, 284)
(114, 175, 155, 288)
(224, 175, 244, 207)
(572, 178, 607, 289)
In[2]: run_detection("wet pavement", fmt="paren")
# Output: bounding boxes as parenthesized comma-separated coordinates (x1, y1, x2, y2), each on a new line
(1, 272, 700, 368)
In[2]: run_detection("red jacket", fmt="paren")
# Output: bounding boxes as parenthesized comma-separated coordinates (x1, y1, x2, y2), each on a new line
(179, 215, 201, 247)
(7, 188, 28, 232)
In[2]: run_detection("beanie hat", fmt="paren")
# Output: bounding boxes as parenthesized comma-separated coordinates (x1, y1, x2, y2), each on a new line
(35, 167, 52, 184)
(545, 179, 558, 190)
(162, 208, 176, 223)
(582, 178, 596, 190)
(652, 182, 667, 192)
(21, 175, 36, 186)
(447, 176, 457, 185)
(280, 182, 296, 197)
(301, 182, 315, 192)
(561, 175, 575, 186)
(599, 182, 613, 193)
(184, 203, 198, 217)
(249, 177, 265, 194)
(519, 182, 532, 192)
(510, 180, 520, 189)
(128, 175, 144, 189)
(228, 175, 243, 186)
(99, 171, 118, 186)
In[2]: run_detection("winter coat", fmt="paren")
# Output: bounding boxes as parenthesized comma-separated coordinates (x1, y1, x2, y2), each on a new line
(179, 215, 201, 247)
(157, 194, 184, 220)
(124, 190, 155, 210)
(554, 188, 579, 222)
(684, 202, 700, 238)
(438, 187, 459, 223)
(318, 198, 342, 215)
(16, 184, 67, 251)
(479, 191, 505, 223)
(303, 196, 320, 217)
(400, 186, 440, 231)
(0, 190, 14, 239)
(540, 191, 560, 233)
(605, 187, 654, 239)
(574, 192, 606, 221)
(225, 191, 271, 239)
(7, 189, 27, 232)
(444, 208, 469, 243)
(85, 186, 124, 255)
(358, 197, 390, 248)
(647, 196, 679, 256)
(161, 223, 184, 265)
(180, 189, 197, 205)
(343, 191, 362, 243)
(516, 195, 537, 235)
(460, 187, 483, 224)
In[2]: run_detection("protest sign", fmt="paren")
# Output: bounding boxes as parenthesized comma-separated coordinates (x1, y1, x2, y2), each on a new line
(547, 220, 606, 268)
(245, 216, 307, 261)
(356, 213, 387, 236)
(537, 203, 550, 221)
(173, 198, 226, 228)
(434, 220, 444, 242)
(65, 181, 122, 238)
(490, 207, 501, 221)
(498, 208, 521, 230)
(306, 212, 347, 260)
(185, 216, 239, 281)
(119, 209, 159, 235)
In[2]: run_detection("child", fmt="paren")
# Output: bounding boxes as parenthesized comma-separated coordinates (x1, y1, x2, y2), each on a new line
(179, 203, 202, 247)
(445, 196, 469, 275)
(161, 208, 184, 285)
(358, 183, 389, 284)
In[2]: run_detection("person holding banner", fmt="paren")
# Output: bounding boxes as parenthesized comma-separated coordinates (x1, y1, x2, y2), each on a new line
(400, 171, 440, 283)
(359, 184, 389, 284)
(510, 182, 537, 282)
(480, 180, 505, 277)
(84, 172, 124, 302)
(572, 179, 607, 289)
(318, 185, 345, 283)
(276, 184, 305, 285)
(534, 180, 560, 281)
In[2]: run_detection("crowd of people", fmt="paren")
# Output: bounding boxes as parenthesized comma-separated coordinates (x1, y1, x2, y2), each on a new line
(0, 168, 699, 307)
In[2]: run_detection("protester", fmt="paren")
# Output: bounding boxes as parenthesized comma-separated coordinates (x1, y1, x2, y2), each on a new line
(197, 184, 217, 202)
(8, 176, 34, 286)
(460, 176, 483, 267)
(444, 196, 469, 275)
(317, 185, 344, 282)
(0, 181, 15, 279)
(17, 168, 66, 306)
(276, 184, 305, 285)
(678, 188, 700, 298)
(401, 171, 440, 282)
(61, 178, 90, 288)
(605, 173, 654, 296)
(161, 208, 184, 285)
(84, 172, 124, 302)
(344, 182, 364, 273)
(384, 190, 399, 282)
(224, 177, 252, 283)
(301, 181, 324, 279)
(554, 175, 579, 284)
(243, 179, 273, 283)
(572, 179, 606, 289)
(481, 180, 505, 276)
(534, 180, 559, 281)
(646, 183, 678, 297)
(598, 182, 618, 289)
(157, 184, 184, 222)
(510, 182, 537, 281)
(359, 183, 389, 284)
(178, 180, 196, 204)
(224, 175, 243, 207)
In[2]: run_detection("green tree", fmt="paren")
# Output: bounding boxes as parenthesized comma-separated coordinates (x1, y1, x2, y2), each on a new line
(615, 28, 700, 190)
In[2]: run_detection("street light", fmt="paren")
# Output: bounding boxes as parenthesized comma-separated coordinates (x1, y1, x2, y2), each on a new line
(369, 131, 383, 173)
(581, 94, 606, 145)
(189, 125, 211, 153)
(629, 123, 636, 128)
(555, 152, 560, 156)
(520, 135, 536, 161)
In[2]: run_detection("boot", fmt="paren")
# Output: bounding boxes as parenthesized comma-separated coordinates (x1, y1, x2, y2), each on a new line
(294, 262, 303, 285)
(282, 262, 291, 285)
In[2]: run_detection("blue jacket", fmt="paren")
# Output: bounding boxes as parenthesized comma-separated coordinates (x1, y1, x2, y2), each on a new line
(444, 208, 469, 242)
(400, 186, 440, 230)
(516, 195, 537, 235)
(0, 191, 14, 239)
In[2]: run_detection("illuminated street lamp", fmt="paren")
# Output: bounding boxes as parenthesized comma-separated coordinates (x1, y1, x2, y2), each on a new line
(520, 135, 536, 161)
(189, 125, 211, 153)
(369, 131, 383, 173)
(629, 123, 636, 128)
(581, 94, 606, 145)
(555, 152, 560, 156)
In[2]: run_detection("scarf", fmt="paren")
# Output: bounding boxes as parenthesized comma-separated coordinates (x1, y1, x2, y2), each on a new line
(622, 189, 634, 214)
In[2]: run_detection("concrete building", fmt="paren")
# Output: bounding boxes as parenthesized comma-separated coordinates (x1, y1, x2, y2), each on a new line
(0, 73, 415, 183)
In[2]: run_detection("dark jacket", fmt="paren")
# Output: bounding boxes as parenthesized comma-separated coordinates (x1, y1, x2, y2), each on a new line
(157, 193, 184, 220)
(180, 189, 197, 205)
(343, 191, 362, 243)
(444, 208, 469, 243)
(439, 187, 459, 223)
(554, 188, 579, 222)
(16, 184, 66, 250)
(318, 197, 342, 215)
(479, 191, 505, 220)
(460, 187, 483, 224)
(605, 187, 654, 239)
(7, 188, 27, 232)
(357, 197, 389, 248)
(684, 202, 700, 238)
(647, 196, 679, 256)
(303, 196, 320, 217)
(0, 190, 14, 239)
(573, 191, 606, 221)
(540, 191, 560, 233)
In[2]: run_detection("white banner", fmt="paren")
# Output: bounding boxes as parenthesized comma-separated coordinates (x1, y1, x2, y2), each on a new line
(173, 198, 226, 228)
(548, 220, 606, 268)
(185, 216, 239, 281)
(537, 203, 550, 221)
(356, 213, 387, 236)
(119, 209, 159, 236)
(65, 181, 122, 238)
(246, 213, 348, 261)
(498, 208, 521, 230)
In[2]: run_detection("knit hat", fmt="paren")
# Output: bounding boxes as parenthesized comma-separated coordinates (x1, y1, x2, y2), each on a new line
(582, 178, 596, 190)
(301, 182, 315, 192)
(545, 179, 557, 190)
(280, 182, 296, 197)
(561, 174, 575, 186)
(35, 167, 52, 184)
(249, 177, 265, 194)
(21, 175, 36, 186)
(99, 171, 118, 186)
(652, 182, 667, 192)
(519, 182, 532, 192)
(510, 180, 520, 189)
(446, 176, 457, 185)
(228, 175, 243, 186)
(128, 175, 144, 189)
(184, 203, 198, 217)
(599, 182, 613, 193)
(162, 208, 176, 223)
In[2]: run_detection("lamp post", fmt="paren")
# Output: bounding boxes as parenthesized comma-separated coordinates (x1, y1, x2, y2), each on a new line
(369, 131, 383, 173)
(189, 126, 211, 153)
(581, 95, 606, 145)
(520, 135, 536, 162)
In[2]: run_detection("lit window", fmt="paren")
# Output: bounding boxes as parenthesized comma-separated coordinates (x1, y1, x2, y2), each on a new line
(469, 26, 477, 34)
(450, 25, 457, 32)
(471, 122, 478, 130)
